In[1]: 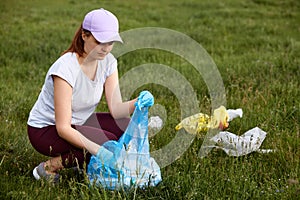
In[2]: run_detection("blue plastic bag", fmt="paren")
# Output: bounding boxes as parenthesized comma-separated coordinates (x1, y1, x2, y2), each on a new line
(87, 91, 162, 189)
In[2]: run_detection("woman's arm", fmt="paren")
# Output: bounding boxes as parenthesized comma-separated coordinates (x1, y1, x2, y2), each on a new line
(53, 75, 86, 149)
(105, 70, 137, 119)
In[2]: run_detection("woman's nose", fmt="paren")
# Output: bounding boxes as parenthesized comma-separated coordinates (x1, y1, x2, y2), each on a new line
(102, 44, 110, 52)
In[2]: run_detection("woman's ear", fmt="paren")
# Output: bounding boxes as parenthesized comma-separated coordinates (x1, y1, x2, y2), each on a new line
(81, 31, 87, 41)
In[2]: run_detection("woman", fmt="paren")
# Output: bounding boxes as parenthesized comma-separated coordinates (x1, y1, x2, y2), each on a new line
(27, 8, 137, 183)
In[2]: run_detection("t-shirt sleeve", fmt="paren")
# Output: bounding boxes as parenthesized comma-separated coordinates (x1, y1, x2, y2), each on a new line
(47, 53, 78, 87)
(105, 54, 118, 78)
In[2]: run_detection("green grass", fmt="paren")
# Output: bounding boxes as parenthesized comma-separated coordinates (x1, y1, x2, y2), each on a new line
(0, 0, 299, 199)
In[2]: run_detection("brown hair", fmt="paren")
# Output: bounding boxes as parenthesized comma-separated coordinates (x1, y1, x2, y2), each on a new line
(62, 24, 92, 57)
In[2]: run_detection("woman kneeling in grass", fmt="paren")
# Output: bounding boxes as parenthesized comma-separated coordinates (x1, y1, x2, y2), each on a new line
(27, 8, 137, 183)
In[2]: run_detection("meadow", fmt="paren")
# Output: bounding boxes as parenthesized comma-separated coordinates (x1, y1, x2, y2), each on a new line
(0, 0, 299, 199)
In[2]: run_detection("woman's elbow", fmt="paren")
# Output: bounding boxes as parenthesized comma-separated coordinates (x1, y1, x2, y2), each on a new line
(55, 124, 70, 138)
(110, 110, 121, 119)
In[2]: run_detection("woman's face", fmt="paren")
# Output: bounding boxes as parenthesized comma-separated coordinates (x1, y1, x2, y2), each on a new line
(82, 33, 114, 60)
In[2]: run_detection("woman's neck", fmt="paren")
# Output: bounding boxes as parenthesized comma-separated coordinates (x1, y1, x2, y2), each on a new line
(77, 53, 98, 81)
(77, 53, 96, 65)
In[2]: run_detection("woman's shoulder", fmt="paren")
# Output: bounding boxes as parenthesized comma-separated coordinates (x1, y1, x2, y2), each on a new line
(106, 53, 117, 61)
(46, 52, 79, 86)
(103, 53, 117, 66)
(48, 52, 79, 75)
(57, 52, 77, 63)
(50, 52, 78, 69)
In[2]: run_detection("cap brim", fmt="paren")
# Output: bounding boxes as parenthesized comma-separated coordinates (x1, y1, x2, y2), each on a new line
(92, 31, 123, 43)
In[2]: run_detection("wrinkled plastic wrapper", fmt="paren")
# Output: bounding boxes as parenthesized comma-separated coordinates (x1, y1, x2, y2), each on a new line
(148, 116, 163, 130)
(227, 108, 243, 122)
(208, 127, 268, 156)
(87, 91, 162, 190)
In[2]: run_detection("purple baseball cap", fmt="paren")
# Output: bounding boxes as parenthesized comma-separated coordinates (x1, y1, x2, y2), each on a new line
(82, 8, 123, 43)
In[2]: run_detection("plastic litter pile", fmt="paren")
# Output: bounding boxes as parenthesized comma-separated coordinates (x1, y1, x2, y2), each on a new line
(176, 106, 273, 157)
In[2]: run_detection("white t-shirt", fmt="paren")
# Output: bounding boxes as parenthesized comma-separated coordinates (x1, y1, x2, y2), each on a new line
(27, 52, 117, 128)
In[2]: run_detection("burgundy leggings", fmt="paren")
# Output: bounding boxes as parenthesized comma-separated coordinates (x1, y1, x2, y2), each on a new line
(27, 113, 130, 169)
